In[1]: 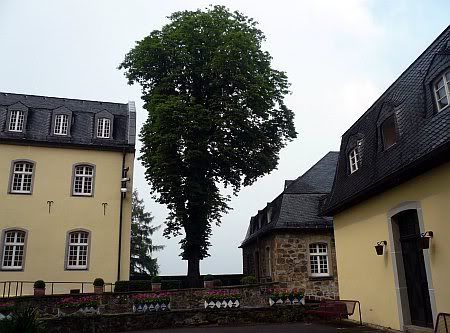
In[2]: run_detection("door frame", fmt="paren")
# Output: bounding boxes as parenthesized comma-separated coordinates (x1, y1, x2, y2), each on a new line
(387, 201, 437, 330)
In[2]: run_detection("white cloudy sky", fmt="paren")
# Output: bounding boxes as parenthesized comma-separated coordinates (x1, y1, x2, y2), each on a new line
(0, 1, 448, 275)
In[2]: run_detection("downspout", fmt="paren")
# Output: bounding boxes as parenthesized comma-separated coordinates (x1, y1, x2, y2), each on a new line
(117, 150, 126, 281)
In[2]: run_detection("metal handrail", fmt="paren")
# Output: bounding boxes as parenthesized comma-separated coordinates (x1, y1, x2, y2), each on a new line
(0, 280, 115, 298)
(435, 313, 450, 333)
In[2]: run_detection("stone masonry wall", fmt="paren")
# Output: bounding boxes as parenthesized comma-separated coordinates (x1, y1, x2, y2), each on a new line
(241, 230, 339, 300)
(242, 235, 275, 282)
(274, 230, 339, 300)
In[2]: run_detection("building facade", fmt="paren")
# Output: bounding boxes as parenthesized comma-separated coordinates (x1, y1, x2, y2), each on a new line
(323, 27, 450, 331)
(241, 152, 339, 301)
(0, 92, 136, 294)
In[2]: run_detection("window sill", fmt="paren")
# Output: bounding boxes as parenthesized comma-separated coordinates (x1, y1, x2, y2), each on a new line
(72, 194, 94, 197)
(309, 275, 334, 281)
(1, 268, 24, 272)
(9, 191, 32, 195)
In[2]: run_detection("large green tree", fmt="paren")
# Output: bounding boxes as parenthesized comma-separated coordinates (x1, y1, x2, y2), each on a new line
(130, 189, 164, 276)
(120, 5, 297, 285)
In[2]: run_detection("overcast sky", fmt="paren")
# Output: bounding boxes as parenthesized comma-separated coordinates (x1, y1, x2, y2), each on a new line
(0, 1, 448, 276)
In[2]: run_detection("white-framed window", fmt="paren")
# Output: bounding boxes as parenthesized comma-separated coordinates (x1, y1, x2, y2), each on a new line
(9, 110, 25, 132)
(2, 230, 26, 270)
(73, 165, 94, 196)
(434, 70, 450, 112)
(10, 161, 34, 194)
(54, 114, 69, 135)
(309, 243, 329, 277)
(97, 118, 111, 138)
(349, 141, 362, 174)
(67, 231, 89, 269)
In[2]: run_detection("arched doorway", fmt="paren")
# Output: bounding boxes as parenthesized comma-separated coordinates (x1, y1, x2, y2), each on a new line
(390, 207, 434, 328)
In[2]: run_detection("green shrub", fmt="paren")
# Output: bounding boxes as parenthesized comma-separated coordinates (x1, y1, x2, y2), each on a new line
(0, 305, 45, 333)
(33, 280, 45, 289)
(240, 275, 257, 285)
(151, 276, 162, 283)
(203, 274, 214, 281)
(213, 279, 223, 287)
(161, 280, 182, 290)
(114, 280, 152, 292)
(93, 278, 104, 287)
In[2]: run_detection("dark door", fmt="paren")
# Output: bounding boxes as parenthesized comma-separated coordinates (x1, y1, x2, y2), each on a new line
(397, 210, 433, 328)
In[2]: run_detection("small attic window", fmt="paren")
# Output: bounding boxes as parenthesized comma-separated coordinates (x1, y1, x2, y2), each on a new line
(381, 115, 397, 149)
(267, 207, 273, 224)
(349, 140, 362, 174)
(434, 70, 450, 112)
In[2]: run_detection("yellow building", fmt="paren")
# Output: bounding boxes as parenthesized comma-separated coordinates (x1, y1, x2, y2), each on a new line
(0, 92, 135, 295)
(323, 26, 450, 331)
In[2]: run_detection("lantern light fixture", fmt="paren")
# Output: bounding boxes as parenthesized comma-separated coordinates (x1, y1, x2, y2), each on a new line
(375, 241, 387, 256)
(419, 231, 433, 250)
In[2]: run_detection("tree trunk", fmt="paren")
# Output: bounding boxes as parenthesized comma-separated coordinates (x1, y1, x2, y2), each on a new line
(187, 257, 201, 288)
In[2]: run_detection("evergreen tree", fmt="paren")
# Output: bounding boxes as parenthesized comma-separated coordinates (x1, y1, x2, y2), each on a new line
(130, 189, 164, 276)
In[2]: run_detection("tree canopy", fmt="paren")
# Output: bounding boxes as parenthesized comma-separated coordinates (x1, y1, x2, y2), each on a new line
(120, 5, 297, 282)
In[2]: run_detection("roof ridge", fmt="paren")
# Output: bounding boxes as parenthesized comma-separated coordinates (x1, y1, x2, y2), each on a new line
(0, 91, 128, 106)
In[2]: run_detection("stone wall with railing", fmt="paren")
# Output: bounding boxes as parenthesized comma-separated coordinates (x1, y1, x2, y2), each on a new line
(0, 282, 281, 318)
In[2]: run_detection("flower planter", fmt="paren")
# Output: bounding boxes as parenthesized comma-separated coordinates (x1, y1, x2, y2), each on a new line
(268, 295, 304, 306)
(94, 285, 104, 294)
(204, 280, 214, 288)
(0, 310, 13, 321)
(204, 298, 240, 309)
(133, 301, 170, 313)
(34, 288, 45, 296)
(151, 283, 161, 291)
(57, 306, 100, 317)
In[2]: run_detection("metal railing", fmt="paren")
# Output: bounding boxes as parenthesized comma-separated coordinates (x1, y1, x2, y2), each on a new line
(1, 281, 114, 298)
(435, 313, 450, 333)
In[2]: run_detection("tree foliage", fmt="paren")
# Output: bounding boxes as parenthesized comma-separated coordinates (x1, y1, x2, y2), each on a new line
(120, 6, 297, 275)
(130, 189, 164, 276)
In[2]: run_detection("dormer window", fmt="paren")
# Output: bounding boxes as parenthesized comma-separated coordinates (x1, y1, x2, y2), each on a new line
(9, 110, 24, 132)
(97, 118, 111, 138)
(54, 114, 69, 135)
(434, 70, 450, 112)
(381, 115, 397, 149)
(349, 140, 362, 174)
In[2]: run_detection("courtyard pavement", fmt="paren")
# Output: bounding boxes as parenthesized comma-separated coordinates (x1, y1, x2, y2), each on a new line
(124, 322, 390, 333)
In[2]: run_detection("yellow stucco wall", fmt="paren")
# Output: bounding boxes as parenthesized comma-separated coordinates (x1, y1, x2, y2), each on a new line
(334, 162, 450, 330)
(0, 144, 134, 295)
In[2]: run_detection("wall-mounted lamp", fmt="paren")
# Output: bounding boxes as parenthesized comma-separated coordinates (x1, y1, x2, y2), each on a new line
(121, 167, 130, 197)
(375, 241, 387, 256)
(419, 231, 433, 250)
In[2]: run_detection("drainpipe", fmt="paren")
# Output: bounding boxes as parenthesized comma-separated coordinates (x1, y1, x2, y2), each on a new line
(117, 151, 126, 281)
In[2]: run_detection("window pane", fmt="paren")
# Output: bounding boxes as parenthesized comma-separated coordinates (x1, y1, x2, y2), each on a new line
(11, 162, 34, 193)
(9, 110, 24, 131)
(382, 116, 396, 149)
(438, 96, 448, 109)
(67, 232, 89, 269)
(436, 78, 444, 89)
(2, 231, 26, 269)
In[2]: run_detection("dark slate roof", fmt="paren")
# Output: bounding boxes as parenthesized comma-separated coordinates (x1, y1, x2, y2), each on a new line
(322, 26, 450, 215)
(0, 92, 136, 151)
(240, 152, 338, 247)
